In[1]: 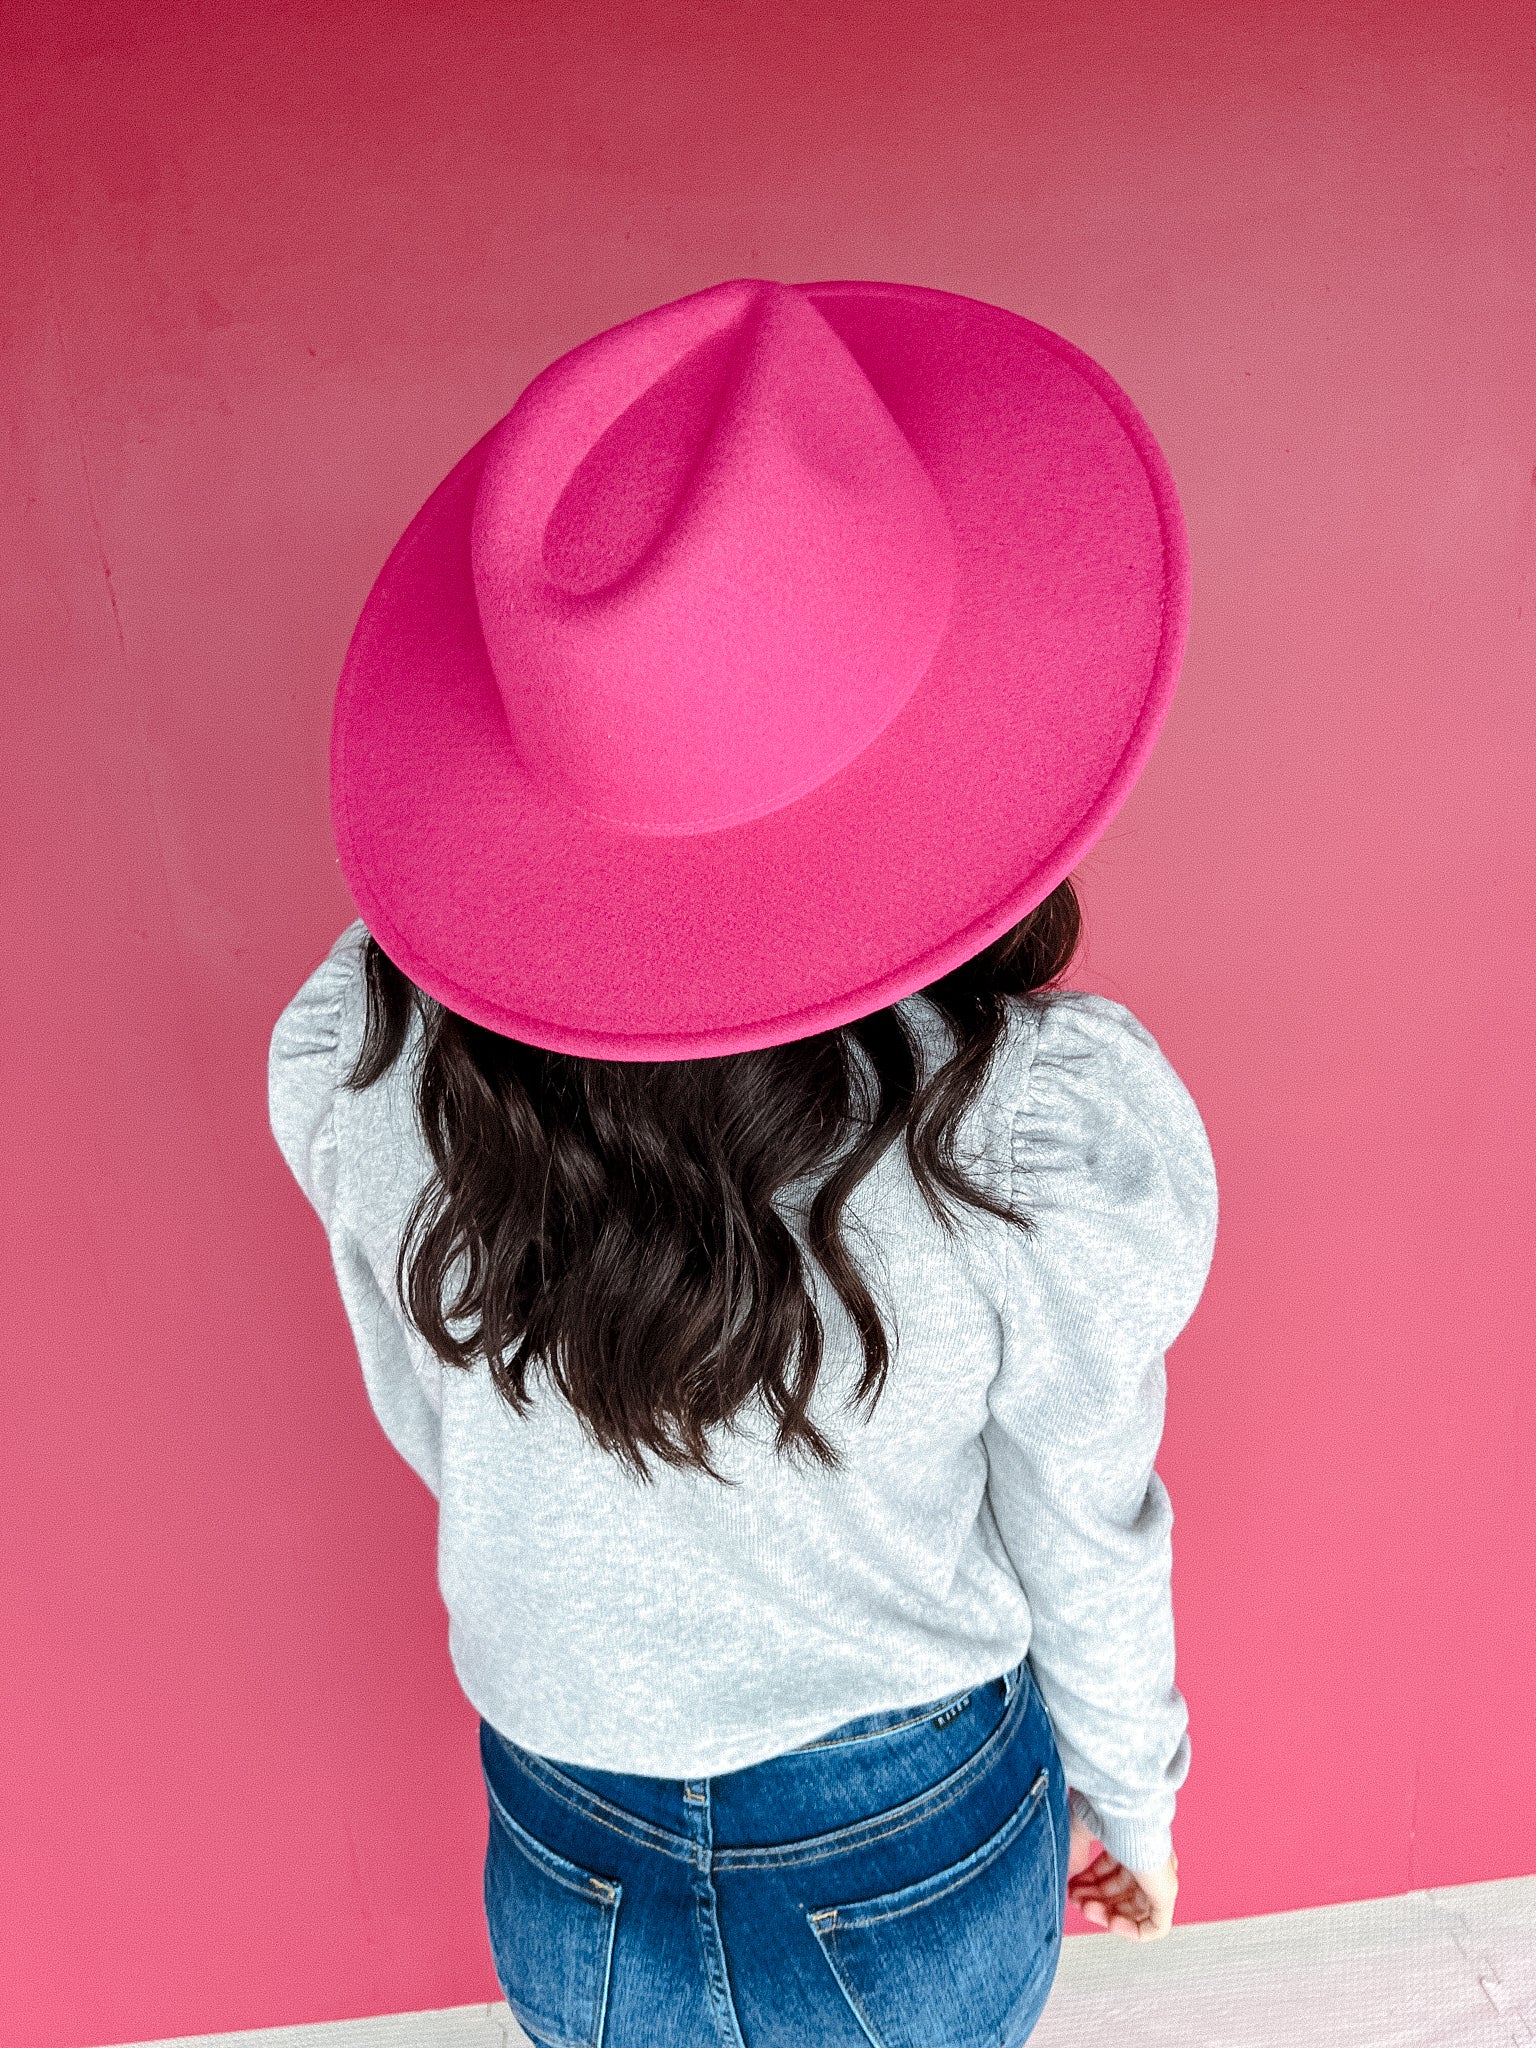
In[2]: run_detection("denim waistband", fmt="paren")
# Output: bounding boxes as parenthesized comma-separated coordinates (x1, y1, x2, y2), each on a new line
(485, 1654, 1041, 1866)
(784, 1657, 1026, 1754)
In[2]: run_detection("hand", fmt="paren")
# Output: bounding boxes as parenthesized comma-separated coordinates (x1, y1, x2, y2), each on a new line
(1066, 1811, 1178, 1940)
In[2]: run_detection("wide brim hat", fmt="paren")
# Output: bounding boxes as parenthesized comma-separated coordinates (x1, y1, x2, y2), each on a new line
(330, 277, 1189, 1060)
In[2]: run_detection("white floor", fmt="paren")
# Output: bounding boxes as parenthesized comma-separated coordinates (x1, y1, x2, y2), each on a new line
(115, 1873, 1535, 2048)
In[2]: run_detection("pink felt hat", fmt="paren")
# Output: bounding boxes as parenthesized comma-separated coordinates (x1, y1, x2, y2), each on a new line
(330, 277, 1189, 1060)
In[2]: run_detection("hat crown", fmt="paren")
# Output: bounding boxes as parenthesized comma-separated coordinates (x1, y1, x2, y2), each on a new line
(469, 279, 958, 834)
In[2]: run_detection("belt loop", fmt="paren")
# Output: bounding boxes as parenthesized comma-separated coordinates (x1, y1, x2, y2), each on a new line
(1001, 1664, 1017, 1704)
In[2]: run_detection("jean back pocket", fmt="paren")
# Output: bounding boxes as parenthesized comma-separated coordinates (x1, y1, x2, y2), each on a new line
(806, 1763, 1059, 2048)
(483, 1773, 622, 2048)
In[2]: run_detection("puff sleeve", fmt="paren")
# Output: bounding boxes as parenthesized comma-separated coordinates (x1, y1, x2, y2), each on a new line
(268, 923, 443, 1500)
(983, 992, 1218, 1876)
(267, 927, 357, 1229)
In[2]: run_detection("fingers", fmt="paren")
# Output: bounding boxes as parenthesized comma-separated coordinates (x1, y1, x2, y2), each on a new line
(1079, 1900, 1135, 1936)
(1069, 1859, 1141, 1912)
(1068, 1867, 1165, 1939)
(1076, 1894, 1164, 1939)
(1067, 1843, 1177, 1941)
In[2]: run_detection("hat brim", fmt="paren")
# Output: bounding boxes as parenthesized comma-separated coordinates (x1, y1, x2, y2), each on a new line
(330, 279, 1188, 1059)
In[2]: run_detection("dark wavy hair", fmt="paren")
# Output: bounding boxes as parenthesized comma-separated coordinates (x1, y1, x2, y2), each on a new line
(343, 878, 1081, 1487)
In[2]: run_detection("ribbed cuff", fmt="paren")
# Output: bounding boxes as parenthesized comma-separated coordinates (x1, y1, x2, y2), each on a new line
(1068, 1788, 1172, 1876)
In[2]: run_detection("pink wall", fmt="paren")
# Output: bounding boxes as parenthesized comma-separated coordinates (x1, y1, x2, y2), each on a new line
(4, 2, 1532, 2042)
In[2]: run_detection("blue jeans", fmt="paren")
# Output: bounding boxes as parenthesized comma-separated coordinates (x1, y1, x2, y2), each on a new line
(478, 1656, 1071, 2047)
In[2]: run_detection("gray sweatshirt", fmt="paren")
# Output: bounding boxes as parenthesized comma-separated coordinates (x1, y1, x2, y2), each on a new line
(268, 918, 1217, 1874)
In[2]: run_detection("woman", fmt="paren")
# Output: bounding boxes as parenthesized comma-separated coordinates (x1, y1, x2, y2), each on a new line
(270, 275, 1216, 2047)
